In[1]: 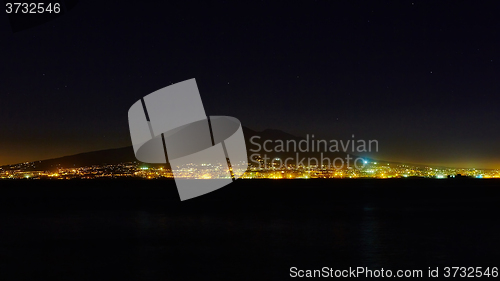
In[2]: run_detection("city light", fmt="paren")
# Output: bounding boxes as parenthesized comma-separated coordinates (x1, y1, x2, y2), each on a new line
(1, 160, 499, 180)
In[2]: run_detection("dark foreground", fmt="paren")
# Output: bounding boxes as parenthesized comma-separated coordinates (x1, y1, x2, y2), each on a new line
(0, 179, 500, 280)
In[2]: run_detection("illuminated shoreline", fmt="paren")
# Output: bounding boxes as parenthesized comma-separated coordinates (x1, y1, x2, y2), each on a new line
(1, 161, 498, 180)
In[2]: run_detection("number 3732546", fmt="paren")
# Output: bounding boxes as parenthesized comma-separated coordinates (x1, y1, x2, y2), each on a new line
(6, 3, 61, 14)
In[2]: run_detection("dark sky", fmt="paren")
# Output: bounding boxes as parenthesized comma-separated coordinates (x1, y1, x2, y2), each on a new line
(1, 1, 500, 168)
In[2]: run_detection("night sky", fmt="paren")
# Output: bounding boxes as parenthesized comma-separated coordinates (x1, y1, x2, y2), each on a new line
(1, 1, 499, 168)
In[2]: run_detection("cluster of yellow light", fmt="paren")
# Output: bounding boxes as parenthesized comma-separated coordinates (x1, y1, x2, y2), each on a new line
(3, 160, 500, 180)
(200, 174, 212, 179)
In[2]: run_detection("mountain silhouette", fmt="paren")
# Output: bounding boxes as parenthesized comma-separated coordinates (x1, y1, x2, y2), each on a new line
(3, 127, 353, 171)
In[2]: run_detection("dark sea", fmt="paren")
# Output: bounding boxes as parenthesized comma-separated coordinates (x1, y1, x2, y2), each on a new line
(0, 179, 499, 280)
